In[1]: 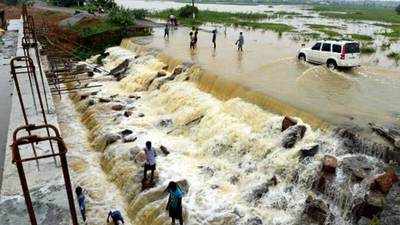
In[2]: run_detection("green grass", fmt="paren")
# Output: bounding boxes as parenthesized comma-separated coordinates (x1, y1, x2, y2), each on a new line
(312, 5, 400, 24)
(360, 46, 376, 54)
(387, 51, 400, 62)
(72, 19, 121, 37)
(307, 24, 341, 37)
(351, 34, 373, 41)
(380, 25, 400, 39)
(151, 8, 294, 33)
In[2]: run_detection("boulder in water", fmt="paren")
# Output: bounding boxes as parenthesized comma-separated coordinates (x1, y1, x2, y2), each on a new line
(87, 99, 96, 106)
(79, 93, 89, 100)
(122, 134, 137, 143)
(157, 119, 173, 128)
(172, 66, 183, 75)
(120, 129, 133, 137)
(157, 70, 167, 77)
(281, 125, 307, 148)
(300, 145, 319, 158)
(138, 113, 145, 117)
(124, 110, 133, 117)
(380, 181, 400, 225)
(371, 169, 399, 194)
(352, 192, 385, 221)
(103, 133, 121, 145)
(342, 155, 374, 182)
(282, 116, 297, 132)
(111, 104, 124, 111)
(322, 155, 337, 174)
(249, 183, 270, 201)
(109, 59, 130, 81)
(99, 97, 111, 103)
(303, 195, 329, 225)
(128, 94, 141, 99)
(160, 145, 170, 155)
(246, 217, 263, 225)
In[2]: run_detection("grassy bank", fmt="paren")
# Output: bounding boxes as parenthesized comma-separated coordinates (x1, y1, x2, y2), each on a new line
(151, 8, 294, 33)
(312, 5, 400, 24)
(306, 24, 341, 37)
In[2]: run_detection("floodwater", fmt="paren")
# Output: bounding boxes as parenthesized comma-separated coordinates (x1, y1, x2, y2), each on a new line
(127, 25, 400, 129)
(115, 0, 400, 129)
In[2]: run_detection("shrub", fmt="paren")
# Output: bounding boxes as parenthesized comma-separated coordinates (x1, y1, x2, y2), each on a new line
(4, 0, 19, 5)
(87, 0, 116, 9)
(396, 4, 400, 14)
(107, 6, 135, 27)
(178, 5, 198, 18)
(130, 9, 148, 20)
(360, 46, 376, 54)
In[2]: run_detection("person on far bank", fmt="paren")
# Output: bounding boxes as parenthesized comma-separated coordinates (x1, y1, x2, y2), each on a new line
(165, 181, 184, 225)
(143, 141, 157, 183)
(75, 186, 87, 222)
(212, 29, 217, 49)
(235, 32, 244, 51)
(164, 23, 170, 38)
(107, 210, 125, 225)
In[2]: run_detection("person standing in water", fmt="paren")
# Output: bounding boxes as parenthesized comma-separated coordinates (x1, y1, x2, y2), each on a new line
(212, 29, 217, 49)
(193, 28, 199, 48)
(75, 186, 86, 222)
(235, 32, 244, 51)
(107, 210, 125, 225)
(165, 181, 184, 225)
(143, 141, 157, 183)
(164, 23, 170, 38)
(189, 31, 195, 50)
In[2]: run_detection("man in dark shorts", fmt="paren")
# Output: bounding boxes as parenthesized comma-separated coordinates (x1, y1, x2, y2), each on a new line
(143, 141, 157, 183)
(107, 210, 125, 225)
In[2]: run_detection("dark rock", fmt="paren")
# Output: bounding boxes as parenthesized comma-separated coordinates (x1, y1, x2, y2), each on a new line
(120, 129, 133, 136)
(270, 175, 278, 186)
(122, 135, 137, 143)
(93, 68, 101, 73)
(371, 169, 399, 194)
(246, 217, 263, 225)
(103, 133, 121, 145)
(172, 66, 183, 75)
(300, 145, 319, 158)
(352, 192, 385, 221)
(380, 182, 400, 225)
(87, 71, 94, 77)
(281, 125, 307, 148)
(109, 59, 130, 81)
(157, 70, 167, 77)
(162, 65, 169, 70)
(282, 116, 297, 132)
(124, 110, 133, 117)
(342, 155, 374, 182)
(160, 145, 170, 155)
(250, 183, 270, 201)
(369, 122, 400, 148)
(138, 113, 145, 117)
(128, 95, 141, 99)
(230, 175, 239, 185)
(79, 93, 89, 100)
(99, 97, 111, 103)
(90, 91, 98, 95)
(110, 94, 119, 99)
(157, 119, 173, 128)
(199, 166, 214, 176)
(322, 155, 337, 174)
(211, 184, 219, 189)
(304, 195, 329, 225)
(111, 104, 124, 111)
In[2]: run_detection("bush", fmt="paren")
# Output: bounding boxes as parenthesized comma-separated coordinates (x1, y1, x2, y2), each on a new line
(396, 4, 400, 14)
(87, 0, 116, 9)
(178, 5, 198, 18)
(4, 0, 19, 5)
(107, 6, 135, 27)
(130, 9, 148, 20)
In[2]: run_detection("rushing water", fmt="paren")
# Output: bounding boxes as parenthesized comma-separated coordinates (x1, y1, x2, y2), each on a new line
(55, 43, 397, 225)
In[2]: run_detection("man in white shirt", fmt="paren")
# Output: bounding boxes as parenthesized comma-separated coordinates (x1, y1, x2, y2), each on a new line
(143, 141, 157, 183)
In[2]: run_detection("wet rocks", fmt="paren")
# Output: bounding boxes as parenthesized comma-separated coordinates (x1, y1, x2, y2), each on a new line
(160, 145, 170, 155)
(352, 192, 385, 221)
(124, 110, 133, 117)
(128, 94, 141, 99)
(281, 125, 307, 148)
(122, 135, 137, 143)
(109, 59, 130, 81)
(342, 155, 374, 182)
(281, 116, 297, 132)
(157, 70, 167, 77)
(99, 97, 111, 103)
(249, 183, 270, 201)
(246, 217, 263, 225)
(172, 66, 183, 76)
(229, 175, 240, 185)
(111, 104, 124, 111)
(120, 129, 133, 136)
(157, 119, 173, 128)
(138, 113, 145, 117)
(322, 155, 337, 174)
(300, 145, 319, 158)
(380, 181, 400, 225)
(79, 93, 89, 100)
(303, 195, 329, 225)
(103, 133, 121, 145)
(371, 169, 399, 194)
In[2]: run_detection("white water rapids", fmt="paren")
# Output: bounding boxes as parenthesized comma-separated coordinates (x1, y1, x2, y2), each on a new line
(55, 43, 393, 225)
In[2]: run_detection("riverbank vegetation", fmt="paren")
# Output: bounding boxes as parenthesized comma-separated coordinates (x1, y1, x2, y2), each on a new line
(306, 24, 340, 37)
(151, 5, 294, 33)
(312, 5, 400, 24)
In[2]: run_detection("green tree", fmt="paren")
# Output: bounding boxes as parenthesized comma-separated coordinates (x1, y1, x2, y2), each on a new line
(178, 5, 199, 18)
(396, 4, 400, 14)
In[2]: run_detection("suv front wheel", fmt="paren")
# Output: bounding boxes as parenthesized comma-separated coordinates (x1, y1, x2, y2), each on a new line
(327, 59, 337, 70)
(298, 53, 306, 62)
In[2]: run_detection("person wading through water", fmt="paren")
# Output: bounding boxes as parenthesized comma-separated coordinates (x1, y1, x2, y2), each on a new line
(75, 186, 86, 222)
(143, 141, 157, 183)
(193, 28, 199, 49)
(235, 32, 244, 51)
(164, 23, 170, 38)
(107, 210, 125, 225)
(212, 29, 217, 49)
(189, 31, 195, 50)
(165, 181, 184, 225)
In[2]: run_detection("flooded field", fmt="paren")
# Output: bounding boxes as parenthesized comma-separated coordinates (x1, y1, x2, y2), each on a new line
(114, 0, 400, 130)
(127, 25, 400, 130)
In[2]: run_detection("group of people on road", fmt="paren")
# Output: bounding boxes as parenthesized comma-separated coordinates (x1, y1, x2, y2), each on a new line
(74, 140, 184, 225)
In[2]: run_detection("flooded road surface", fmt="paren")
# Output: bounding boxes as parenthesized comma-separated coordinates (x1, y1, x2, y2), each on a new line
(128, 26, 400, 129)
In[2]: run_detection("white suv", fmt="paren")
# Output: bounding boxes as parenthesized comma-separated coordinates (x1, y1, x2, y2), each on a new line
(298, 40, 361, 69)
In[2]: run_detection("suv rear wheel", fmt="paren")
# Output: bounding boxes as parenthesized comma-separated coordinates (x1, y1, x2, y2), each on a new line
(327, 59, 337, 70)
(298, 53, 306, 62)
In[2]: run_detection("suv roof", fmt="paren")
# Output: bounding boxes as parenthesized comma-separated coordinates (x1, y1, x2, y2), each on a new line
(315, 40, 358, 45)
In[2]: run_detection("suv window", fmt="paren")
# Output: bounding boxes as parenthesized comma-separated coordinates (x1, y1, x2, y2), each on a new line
(311, 43, 321, 51)
(332, 44, 341, 53)
(321, 43, 331, 52)
(344, 43, 360, 53)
